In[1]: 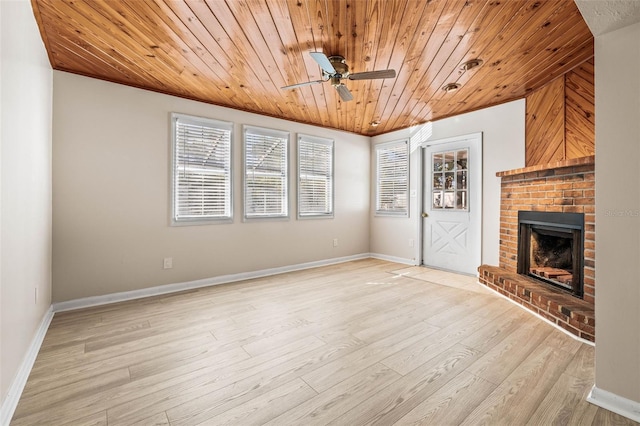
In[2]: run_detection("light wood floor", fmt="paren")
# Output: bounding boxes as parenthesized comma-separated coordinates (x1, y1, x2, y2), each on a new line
(11, 258, 638, 425)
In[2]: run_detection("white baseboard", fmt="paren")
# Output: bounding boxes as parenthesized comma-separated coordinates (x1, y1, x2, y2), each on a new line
(587, 385, 640, 422)
(368, 253, 417, 266)
(0, 306, 54, 426)
(53, 253, 372, 313)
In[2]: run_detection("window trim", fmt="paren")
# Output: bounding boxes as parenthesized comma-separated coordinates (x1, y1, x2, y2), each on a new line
(297, 134, 334, 220)
(242, 125, 290, 221)
(170, 112, 233, 226)
(374, 139, 410, 217)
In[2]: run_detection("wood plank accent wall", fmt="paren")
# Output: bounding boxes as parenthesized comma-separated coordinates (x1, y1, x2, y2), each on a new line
(565, 58, 596, 158)
(525, 77, 565, 166)
(525, 58, 595, 166)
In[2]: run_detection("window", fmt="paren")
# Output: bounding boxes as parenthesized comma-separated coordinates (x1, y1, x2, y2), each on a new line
(171, 113, 232, 224)
(431, 148, 468, 210)
(375, 139, 409, 216)
(243, 126, 289, 219)
(298, 134, 334, 218)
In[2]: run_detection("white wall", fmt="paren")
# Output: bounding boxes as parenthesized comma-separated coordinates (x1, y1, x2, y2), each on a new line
(370, 100, 525, 268)
(52, 72, 371, 302)
(594, 20, 640, 406)
(0, 0, 53, 410)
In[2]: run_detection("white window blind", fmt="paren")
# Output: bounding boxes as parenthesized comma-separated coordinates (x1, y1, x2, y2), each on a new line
(244, 126, 289, 219)
(298, 135, 334, 218)
(376, 140, 409, 216)
(171, 113, 232, 223)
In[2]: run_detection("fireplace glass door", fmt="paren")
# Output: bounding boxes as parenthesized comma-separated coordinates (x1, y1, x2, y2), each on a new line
(517, 211, 584, 297)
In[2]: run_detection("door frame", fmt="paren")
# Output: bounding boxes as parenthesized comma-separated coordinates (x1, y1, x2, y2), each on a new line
(416, 132, 483, 274)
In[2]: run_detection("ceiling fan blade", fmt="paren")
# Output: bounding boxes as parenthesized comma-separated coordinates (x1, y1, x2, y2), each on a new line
(281, 80, 325, 90)
(310, 52, 337, 75)
(348, 69, 396, 80)
(335, 84, 354, 102)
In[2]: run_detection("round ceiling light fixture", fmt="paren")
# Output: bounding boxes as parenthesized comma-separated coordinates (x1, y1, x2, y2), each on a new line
(442, 82, 461, 93)
(460, 58, 483, 71)
(370, 120, 381, 127)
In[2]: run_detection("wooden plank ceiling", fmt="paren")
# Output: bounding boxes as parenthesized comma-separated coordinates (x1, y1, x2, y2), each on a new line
(31, 0, 594, 136)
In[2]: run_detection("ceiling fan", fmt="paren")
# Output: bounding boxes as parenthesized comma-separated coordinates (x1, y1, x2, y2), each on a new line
(281, 52, 396, 102)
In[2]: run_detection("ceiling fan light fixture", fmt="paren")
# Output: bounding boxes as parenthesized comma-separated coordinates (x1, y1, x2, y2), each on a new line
(442, 83, 461, 93)
(460, 58, 483, 71)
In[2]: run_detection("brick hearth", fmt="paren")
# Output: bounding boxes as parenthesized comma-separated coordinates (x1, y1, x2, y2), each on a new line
(478, 156, 595, 341)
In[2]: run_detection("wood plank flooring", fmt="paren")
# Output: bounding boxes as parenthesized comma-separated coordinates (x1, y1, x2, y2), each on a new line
(11, 259, 638, 425)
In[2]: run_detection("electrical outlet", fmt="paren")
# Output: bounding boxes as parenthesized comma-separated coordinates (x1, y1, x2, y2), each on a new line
(409, 239, 415, 247)
(163, 257, 173, 269)
(333, 238, 339, 247)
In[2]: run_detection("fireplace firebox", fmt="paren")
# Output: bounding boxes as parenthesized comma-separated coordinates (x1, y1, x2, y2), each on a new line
(517, 211, 584, 298)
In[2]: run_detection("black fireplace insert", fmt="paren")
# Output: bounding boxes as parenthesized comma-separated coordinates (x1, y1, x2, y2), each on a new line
(517, 211, 584, 298)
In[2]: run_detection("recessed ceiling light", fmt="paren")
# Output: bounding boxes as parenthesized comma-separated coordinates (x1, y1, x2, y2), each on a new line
(442, 83, 461, 93)
(460, 58, 483, 71)
(370, 120, 381, 127)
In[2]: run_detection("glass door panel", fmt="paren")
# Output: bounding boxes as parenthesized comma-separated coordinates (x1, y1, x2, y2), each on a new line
(431, 148, 469, 211)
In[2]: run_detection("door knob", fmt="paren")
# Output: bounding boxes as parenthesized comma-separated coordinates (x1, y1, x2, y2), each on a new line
(421, 212, 429, 218)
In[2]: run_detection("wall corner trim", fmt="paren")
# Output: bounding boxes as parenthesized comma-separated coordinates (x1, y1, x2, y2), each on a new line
(1, 306, 54, 426)
(587, 385, 640, 423)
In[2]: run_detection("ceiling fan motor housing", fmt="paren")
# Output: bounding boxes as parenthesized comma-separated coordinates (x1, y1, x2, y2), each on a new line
(329, 76, 343, 87)
(327, 55, 349, 81)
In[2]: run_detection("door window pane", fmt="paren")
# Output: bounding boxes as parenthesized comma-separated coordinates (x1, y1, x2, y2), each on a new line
(432, 148, 469, 211)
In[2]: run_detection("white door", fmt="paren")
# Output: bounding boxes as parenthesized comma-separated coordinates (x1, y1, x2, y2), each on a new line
(422, 134, 481, 275)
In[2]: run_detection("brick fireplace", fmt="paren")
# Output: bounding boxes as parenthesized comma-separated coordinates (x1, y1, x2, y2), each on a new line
(478, 156, 595, 341)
